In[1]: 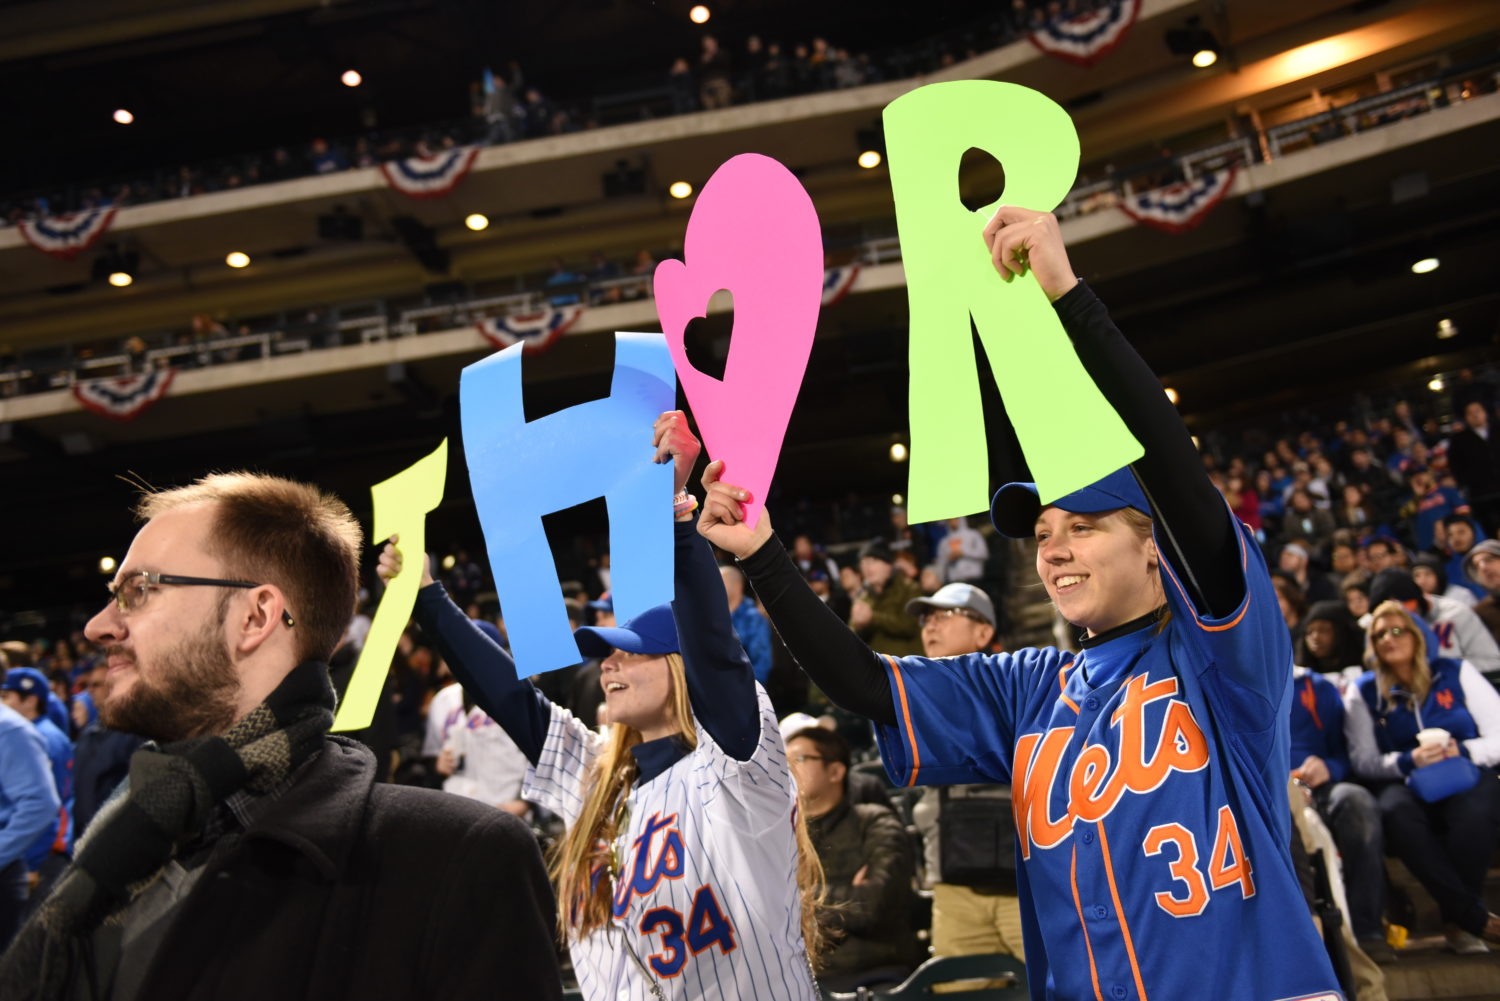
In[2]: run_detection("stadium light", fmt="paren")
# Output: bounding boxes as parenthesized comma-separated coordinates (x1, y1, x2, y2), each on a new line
(892, 494, 904, 506)
(858, 150, 882, 169)
(113, 108, 134, 125)
(889, 442, 908, 463)
(1164, 386, 1180, 404)
(669, 181, 694, 199)
(108, 271, 134, 287)
(341, 69, 363, 88)
(225, 251, 251, 269)
(1410, 257, 1439, 275)
(465, 213, 490, 231)
(1428, 376, 1445, 392)
(441, 554, 457, 571)
(98, 556, 117, 574)
(1436, 318, 1458, 339)
(1192, 48, 1218, 68)
(689, 5, 711, 24)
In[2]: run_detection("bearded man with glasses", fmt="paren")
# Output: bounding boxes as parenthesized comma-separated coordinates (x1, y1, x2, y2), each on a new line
(0, 472, 562, 1001)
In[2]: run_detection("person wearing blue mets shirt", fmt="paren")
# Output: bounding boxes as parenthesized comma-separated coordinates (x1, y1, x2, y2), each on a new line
(696, 208, 1344, 1001)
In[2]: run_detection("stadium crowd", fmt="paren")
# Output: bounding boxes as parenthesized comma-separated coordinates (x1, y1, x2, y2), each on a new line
(4, 383, 1499, 995)
(0, 0, 1110, 228)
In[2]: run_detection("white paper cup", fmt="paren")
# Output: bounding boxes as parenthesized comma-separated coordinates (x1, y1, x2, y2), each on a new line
(1416, 727, 1450, 748)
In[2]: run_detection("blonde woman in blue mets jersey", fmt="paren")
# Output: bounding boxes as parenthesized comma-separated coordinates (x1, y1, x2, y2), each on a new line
(378, 419, 822, 1001)
(695, 208, 1345, 1001)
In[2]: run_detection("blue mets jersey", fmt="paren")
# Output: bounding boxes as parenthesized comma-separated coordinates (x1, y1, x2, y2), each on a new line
(873, 518, 1342, 1001)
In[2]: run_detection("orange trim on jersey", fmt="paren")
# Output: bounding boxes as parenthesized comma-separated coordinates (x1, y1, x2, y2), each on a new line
(1161, 542, 1251, 634)
(1097, 821, 1150, 1001)
(1070, 844, 1106, 1001)
(1059, 663, 1081, 714)
(885, 655, 921, 787)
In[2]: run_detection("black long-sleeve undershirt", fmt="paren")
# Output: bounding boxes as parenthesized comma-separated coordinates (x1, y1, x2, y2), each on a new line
(740, 280, 1245, 727)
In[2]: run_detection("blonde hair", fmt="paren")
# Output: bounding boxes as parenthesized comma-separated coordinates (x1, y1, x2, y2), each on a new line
(1104, 506, 1171, 632)
(1365, 600, 1432, 705)
(548, 652, 827, 963)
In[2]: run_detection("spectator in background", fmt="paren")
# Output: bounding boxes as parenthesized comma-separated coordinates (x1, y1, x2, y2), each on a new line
(791, 533, 840, 582)
(699, 35, 732, 109)
(67, 668, 144, 839)
(520, 87, 554, 139)
(1442, 515, 1488, 602)
(1413, 554, 1476, 609)
(444, 548, 484, 610)
(544, 258, 583, 306)
(1364, 537, 1407, 573)
(1369, 568, 1500, 682)
(1342, 572, 1373, 629)
(308, 138, 347, 174)
(1296, 601, 1364, 677)
(905, 585, 1024, 966)
(1281, 489, 1337, 547)
(1342, 600, 1500, 954)
(1462, 540, 1500, 641)
(761, 42, 790, 98)
(1224, 472, 1261, 536)
(667, 58, 696, 115)
(934, 516, 988, 585)
(1400, 467, 1470, 553)
(1447, 401, 1500, 531)
(1288, 666, 1389, 961)
(721, 565, 773, 685)
(1278, 542, 1337, 604)
(848, 541, 923, 656)
(789, 725, 915, 992)
(887, 506, 930, 571)
(1, 670, 72, 898)
(587, 251, 621, 304)
(1273, 572, 1309, 639)
(0, 698, 57, 949)
(740, 35, 767, 101)
(1334, 484, 1377, 535)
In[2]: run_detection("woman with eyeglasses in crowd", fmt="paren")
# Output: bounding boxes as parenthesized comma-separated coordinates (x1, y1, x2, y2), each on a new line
(1342, 599, 1500, 952)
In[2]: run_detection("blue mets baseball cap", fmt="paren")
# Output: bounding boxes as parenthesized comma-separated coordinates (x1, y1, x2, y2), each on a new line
(2, 668, 49, 697)
(990, 466, 1150, 539)
(574, 603, 680, 658)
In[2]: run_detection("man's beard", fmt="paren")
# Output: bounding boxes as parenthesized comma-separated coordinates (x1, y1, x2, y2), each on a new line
(99, 621, 240, 743)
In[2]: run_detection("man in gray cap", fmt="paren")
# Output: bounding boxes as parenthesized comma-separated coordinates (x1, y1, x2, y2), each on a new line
(904, 584, 1024, 966)
(1464, 539, 1500, 642)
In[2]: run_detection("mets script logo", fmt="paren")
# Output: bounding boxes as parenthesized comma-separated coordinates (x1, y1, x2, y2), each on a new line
(613, 812, 686, 917)
(1436, 688, 1455, 710)
(1433, 621, 1455, 651)
(1013, 674, 1210, 858)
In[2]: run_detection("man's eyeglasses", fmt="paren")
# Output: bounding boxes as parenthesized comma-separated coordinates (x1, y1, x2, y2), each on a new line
(1371, 625, 1409, 643)
(918, 607, 985, 628)
(108, 570, 295, 627)
(789, 754, 825, 766)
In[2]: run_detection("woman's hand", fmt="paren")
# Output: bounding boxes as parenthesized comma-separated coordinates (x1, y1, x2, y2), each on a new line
(697, 460, 775, 559)
(378, 534, 435, 588)
(981, 206, 1079, 302)
(653, 410, 702, 497)
(1411, 740, 1459, 768)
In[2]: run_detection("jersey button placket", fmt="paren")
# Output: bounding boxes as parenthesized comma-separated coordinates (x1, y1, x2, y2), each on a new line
(1111, 984, 1128, 999)
(1084, 696, 1101, 712)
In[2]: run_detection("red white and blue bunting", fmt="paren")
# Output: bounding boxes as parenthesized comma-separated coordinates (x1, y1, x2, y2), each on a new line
(476, 305, 584, 354)
(1029, 0, 1141, 68)
(1119, 168, 1238, 235)
(821, 264, 861, 306)
(72, 368, 175, 422)
(19, 205, 119, 261)
(380, 146, 481, 199)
